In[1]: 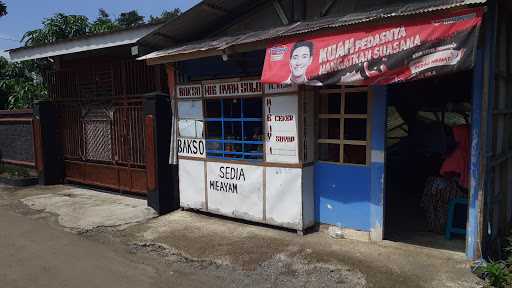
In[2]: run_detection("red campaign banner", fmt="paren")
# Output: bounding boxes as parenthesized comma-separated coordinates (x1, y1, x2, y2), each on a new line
(261, 8, 484, 86)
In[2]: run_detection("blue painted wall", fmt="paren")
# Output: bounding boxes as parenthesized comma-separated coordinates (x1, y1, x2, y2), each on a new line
(370, 86, 387, 237)
(468, 49, 483, 259)
(314, 87, 387, 234)
(315, 164, 372, 230)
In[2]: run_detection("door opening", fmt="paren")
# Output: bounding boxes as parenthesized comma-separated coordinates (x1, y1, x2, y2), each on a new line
(384, 72, 472, 252)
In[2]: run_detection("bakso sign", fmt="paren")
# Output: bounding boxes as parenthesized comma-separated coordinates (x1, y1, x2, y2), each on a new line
(261, 8, 483, 86)
(178, 138, 206, 158)
(177, 84, 202, 98)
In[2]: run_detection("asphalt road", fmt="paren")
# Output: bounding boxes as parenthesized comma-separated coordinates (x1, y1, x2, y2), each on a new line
(0, 209, 209, 288)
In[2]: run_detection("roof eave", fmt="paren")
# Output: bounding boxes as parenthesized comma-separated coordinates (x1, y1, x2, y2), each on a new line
(8, 24, 161, 62)
(139, 0, 487, 65)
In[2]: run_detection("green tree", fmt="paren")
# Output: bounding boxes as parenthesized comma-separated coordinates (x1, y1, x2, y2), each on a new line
(0, 57, 8, 109)
(90, 8, 119, 34)
(116, 10, 144, 28)
(0, 58, 47, 110)
(0, 1, 7, 17)
(149, 8, 181, 24)
(22, 13, 90, 46)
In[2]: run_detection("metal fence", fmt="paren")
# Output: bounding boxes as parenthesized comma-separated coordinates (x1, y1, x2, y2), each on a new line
(57, 98, 146, 168)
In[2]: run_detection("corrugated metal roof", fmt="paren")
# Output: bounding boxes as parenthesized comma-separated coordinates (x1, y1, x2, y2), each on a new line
(139, 0, 486, 63)
(140, 0, 268, 47)
(8, 24, 161, 62)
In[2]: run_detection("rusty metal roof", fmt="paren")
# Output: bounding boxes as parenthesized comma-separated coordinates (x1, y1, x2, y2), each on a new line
(139, 0, 487, 64)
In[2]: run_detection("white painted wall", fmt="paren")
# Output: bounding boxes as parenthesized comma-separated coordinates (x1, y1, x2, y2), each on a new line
(265, 167, 302, 229)
(179, 159, 206, 209)
(206, 162, 264, 221)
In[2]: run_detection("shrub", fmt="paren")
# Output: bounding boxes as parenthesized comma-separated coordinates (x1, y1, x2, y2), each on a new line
(477, 261, 511, 288)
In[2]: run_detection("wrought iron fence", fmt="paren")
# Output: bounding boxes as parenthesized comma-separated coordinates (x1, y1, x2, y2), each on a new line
(57, 98, 146, 168)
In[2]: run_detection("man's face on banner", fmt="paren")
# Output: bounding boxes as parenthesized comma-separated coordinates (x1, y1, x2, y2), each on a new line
(290, 45, 312, 79)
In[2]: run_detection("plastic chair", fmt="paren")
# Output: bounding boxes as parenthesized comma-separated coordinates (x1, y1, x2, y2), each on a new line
(445, 197, 469, 240)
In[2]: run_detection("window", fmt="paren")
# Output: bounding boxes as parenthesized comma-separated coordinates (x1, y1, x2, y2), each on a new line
(204, 97, 264, 160)
(178, 100, 204, 139)
(317, 86, 369, 165)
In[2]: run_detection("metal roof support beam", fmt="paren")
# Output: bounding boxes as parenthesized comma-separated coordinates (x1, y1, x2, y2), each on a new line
(321, 0, 337, 17)
(145, 49, 224, 65)
(273, 1, 290, 25)
(144, 41, 267, 66)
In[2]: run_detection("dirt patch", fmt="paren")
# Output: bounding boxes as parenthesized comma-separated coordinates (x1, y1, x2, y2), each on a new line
(127, 211, 482, 288)
(21, 188, 157, 232)
(127, 240, 367, 288)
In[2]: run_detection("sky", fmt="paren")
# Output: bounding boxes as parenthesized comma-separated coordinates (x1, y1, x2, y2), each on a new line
(0, 0, 201, 58)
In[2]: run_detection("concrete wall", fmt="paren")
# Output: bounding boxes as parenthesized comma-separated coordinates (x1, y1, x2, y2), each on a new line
(0, 110, 35, 166)
(0, 124, 34, 163)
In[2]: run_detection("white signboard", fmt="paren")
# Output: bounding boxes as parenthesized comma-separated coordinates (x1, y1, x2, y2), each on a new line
(178, 138, 206, 158)
(207, 162, 263, 221)
(203, 80, 263, 97)
(177, 84, 203, 98)
(265, 83, 298, 94)
(178, 119, 203, 138)
(265, 95, 299, 163)
(178, 100, 203, 119)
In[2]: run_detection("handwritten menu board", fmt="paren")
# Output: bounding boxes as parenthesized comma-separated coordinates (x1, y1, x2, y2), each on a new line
(265, 95, 299, 164)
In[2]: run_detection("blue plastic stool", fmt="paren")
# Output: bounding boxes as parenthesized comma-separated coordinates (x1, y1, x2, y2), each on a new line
(445, 197, 469, 240)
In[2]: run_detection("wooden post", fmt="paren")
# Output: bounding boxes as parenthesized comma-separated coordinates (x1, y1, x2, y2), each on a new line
(166, 63, 180, 207)
(467, 0, 498, 260)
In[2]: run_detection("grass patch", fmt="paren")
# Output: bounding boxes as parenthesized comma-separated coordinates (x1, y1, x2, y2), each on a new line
(0, 165, 31, 179)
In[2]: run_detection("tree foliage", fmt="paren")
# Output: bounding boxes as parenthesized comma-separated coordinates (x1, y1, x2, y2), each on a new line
(22, 13, 90, 46)
(21, 7, 182, 47)
(90, 9, 119, 33)
(149, 8, 181, 24)
(116, 10, 144, 28)
(0, 1, 7, 17)
(0, 57, 47, 110)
